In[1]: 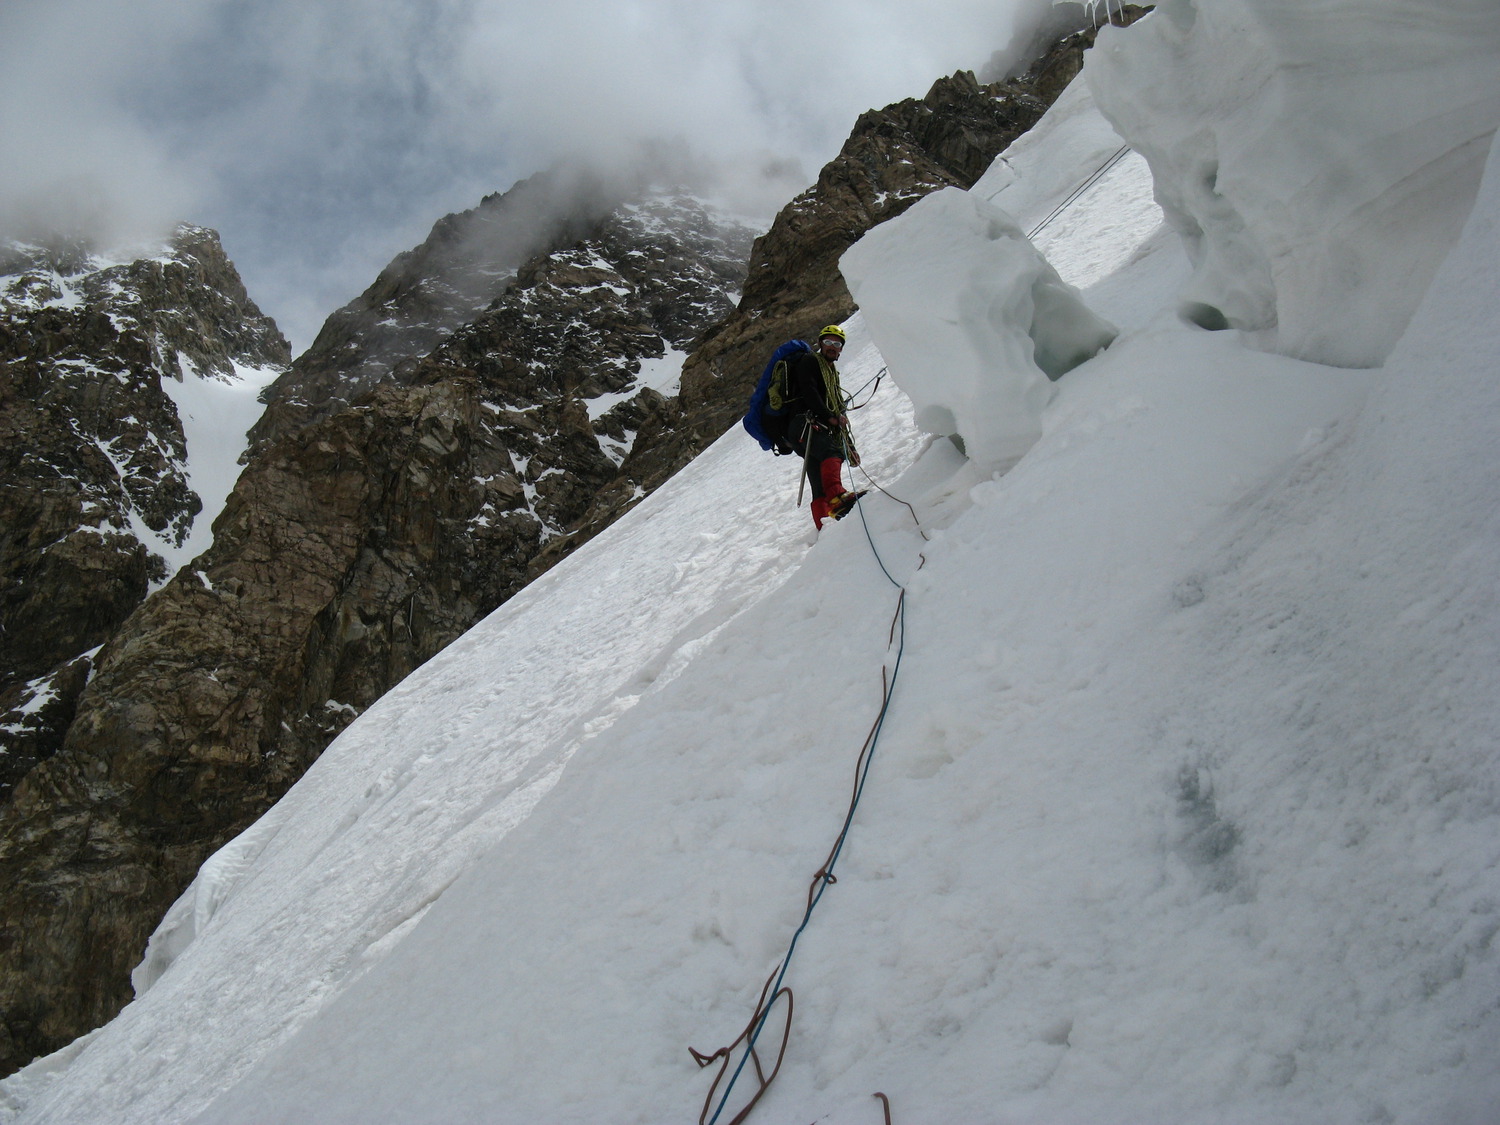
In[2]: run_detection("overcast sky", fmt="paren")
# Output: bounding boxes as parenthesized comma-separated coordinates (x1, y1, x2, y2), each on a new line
(2, 0, 1065, 353)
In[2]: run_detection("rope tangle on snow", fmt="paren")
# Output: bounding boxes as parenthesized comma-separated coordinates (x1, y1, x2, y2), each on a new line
(690, 488, 922, 1125)
(689, 976, 794, 1125)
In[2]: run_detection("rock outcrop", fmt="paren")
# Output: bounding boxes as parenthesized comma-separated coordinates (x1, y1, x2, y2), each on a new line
(0, 190, 753, 1075)
(247, 167, 632, 456)
(0, 228, 289, 797)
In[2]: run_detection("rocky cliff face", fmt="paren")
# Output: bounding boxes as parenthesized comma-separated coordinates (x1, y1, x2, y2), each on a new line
(0, 228, 289, 798)
(0, 190, 754, 1076)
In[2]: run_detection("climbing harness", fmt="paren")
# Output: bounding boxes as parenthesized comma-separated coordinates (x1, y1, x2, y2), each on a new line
(691, 450, 922, 1125)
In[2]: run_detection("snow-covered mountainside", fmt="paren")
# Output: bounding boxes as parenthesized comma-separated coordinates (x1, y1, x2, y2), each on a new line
(0, 186, 761, 1080)
(6, 5, 1499, 1123)
(0, 227, 288, 791)
(1, 39, 1099, 1074)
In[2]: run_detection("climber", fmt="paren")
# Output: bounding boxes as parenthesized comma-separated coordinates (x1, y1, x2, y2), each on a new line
(783, 325, 862, 529)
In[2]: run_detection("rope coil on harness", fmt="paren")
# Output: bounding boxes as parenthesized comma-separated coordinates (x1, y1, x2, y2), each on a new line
(690, 468, 921, 1125)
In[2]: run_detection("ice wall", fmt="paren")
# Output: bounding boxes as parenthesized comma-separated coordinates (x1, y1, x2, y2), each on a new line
(840, 187, 1116, 468)
(1086, 0, 1500, 368)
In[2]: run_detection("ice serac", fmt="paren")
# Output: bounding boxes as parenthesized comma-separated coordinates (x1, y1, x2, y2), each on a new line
(841, 187, 1116, 468)
(1085, 0, 1500, 368)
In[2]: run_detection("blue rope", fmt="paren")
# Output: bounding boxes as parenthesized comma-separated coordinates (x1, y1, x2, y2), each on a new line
(857, 494, 903, 590)
(705, 495, 910, 1125)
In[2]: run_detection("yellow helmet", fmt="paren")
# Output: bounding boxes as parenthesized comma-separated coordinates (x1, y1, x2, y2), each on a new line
(818, 324, 847, 343)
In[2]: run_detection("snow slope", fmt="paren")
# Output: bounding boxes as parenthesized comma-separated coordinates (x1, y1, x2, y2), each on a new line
(7, 33, 1500, 1125)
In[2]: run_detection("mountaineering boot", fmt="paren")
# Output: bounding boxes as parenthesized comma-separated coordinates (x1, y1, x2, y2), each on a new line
(827, 490, 867, 521)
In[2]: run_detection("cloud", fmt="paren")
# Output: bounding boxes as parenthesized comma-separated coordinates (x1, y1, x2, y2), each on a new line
(0, 0, 213, 247)
(1, 0, 1068, 351)
(446, 0, 1043, 178)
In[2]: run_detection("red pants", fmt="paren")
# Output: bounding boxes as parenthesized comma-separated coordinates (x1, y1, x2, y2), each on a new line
(788, 414, 850, 529)
(809, 456, 847, 528)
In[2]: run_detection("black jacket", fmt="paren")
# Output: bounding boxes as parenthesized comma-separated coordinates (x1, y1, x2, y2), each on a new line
(783, 351, 843, 423)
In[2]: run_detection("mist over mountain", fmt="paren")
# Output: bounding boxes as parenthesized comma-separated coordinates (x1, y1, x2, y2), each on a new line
(0, 0, 1075, 354)
(248, 168, 611, 454)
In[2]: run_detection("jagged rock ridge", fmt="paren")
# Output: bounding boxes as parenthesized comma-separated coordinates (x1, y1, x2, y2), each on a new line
(247, 167, 638, 456)
(0, 228, 289, 796)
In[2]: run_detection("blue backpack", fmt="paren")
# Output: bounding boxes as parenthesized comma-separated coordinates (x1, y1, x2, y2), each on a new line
(742, 339, 811, 454)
